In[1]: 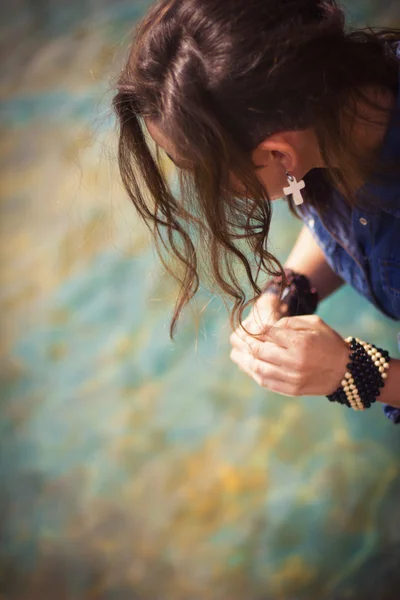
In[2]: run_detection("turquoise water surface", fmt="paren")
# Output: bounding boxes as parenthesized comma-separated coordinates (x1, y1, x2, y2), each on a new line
(1, 1, 400, 599)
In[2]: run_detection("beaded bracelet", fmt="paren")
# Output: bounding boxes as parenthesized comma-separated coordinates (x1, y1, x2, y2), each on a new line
(327, 337, 391, 411)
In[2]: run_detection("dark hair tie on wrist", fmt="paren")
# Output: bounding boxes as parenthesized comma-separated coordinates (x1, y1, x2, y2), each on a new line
(262, 268, 319, 317)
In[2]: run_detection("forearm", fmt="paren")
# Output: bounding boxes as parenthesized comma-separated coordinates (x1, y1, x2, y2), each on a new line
(377, 359, 400, 408)
(283, 225, 344, 302)
(279, 227, 400, 408)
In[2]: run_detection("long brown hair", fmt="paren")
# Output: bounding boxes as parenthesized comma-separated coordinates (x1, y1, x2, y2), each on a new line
(113, 0, 400, 340)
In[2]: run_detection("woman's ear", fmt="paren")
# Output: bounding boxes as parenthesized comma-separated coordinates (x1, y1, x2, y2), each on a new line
(252, 133, 297, 173)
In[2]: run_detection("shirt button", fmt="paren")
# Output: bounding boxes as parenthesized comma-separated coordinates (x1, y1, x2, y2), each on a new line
(359, 217, 368, 226)
(308, 218, 315, 229)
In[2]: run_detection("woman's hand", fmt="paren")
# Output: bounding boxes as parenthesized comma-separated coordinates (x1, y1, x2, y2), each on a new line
(236, 292, 282, 337)
(230, 314, 349, 397)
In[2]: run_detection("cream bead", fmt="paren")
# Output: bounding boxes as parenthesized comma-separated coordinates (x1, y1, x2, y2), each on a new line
(382, 372, 388, 379)
(341, 379, 347, 387)
(383, 362, 389, 369)
(345, 372, 352, 380)
(374, 360, 381, 367)
(367, 350, 374, 356)
(379, 366, 385, 374)
(379, 357, 385, 364)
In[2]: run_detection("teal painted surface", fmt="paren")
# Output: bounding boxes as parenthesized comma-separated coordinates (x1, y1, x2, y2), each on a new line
(0, 1, 400, 599)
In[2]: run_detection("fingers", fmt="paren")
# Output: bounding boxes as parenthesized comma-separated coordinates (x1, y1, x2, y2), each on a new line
(230, 349, 298, 397)
(263, 325, 298, 348)
(250, 303, 280, 329)
(274, 314, 324, 330)
(235, 320, 295, 348)
(239, 316, 275, 337)
(230, 315, 329, 399)
(230, 331, 289, 367)
(233, 315, 324, 352)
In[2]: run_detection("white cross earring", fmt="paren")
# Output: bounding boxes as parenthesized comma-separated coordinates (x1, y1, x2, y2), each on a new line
(283, 171, 305, 206)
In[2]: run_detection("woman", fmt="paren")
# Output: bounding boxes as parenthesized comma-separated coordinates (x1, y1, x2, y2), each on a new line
(113, 0, 400, 422)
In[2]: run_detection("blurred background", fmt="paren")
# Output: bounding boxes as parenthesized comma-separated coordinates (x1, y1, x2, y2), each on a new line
(1, 1, 400, 599)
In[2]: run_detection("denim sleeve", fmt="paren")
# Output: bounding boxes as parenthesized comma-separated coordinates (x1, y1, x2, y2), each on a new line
(383, 404, 400, 424)
(382, 333, 400, 424)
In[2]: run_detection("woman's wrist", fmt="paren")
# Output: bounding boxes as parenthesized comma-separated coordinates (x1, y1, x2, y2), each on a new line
(284, 226, 345, 303)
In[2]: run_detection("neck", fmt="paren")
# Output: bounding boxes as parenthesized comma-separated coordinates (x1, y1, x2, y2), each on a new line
(303, 86, 396, 190)
(299, 128, 325, 173)
(350, 85, 396, 155)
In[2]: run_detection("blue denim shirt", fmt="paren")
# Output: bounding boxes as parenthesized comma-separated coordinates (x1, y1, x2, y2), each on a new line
(297, 43, 400, 424)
